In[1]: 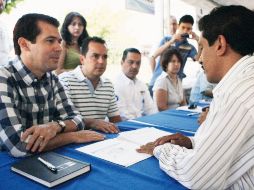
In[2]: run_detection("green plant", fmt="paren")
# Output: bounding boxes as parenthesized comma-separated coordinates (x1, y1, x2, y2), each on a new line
(4, 0, 24, 14)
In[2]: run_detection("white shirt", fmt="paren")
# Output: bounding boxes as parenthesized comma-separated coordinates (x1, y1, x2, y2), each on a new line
(0, 19, 12, 67)
(154, 55, 254, 189)
(113, 72, 158, 120)
(153, 72, 184, 109)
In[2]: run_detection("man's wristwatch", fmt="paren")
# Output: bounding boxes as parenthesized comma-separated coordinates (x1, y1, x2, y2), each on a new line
(56, 120, 66, 133)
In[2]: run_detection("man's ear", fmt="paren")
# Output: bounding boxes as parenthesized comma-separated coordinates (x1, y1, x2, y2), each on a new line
(18, 37, 31, 52)
(80, 54, 85, 65)
(216, 35, 227, 56)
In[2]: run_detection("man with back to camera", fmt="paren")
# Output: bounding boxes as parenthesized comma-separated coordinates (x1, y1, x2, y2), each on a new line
(0, 13, 104, 157)
(113, 48, 158, 120)
(59, 36, 121, 133)
(149, 15, 201, 96)
(138, 5, 254, 189)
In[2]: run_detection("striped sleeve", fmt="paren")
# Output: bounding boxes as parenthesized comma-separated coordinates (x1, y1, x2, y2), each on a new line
(153, 79, 254, 189)
(53, 75, 84, 130)
(105, 80, 119, 118)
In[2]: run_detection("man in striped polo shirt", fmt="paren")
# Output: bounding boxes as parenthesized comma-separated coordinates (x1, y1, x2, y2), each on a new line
(59, 36, 121, 133)
(137, 5, 254, 189)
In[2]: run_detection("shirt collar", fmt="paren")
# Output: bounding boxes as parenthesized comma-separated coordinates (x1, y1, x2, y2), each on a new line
(12, 56, 51, 86)
(119, 71, 137, 85)
(73, 65, 106, 84)
(213, 55, 254, 94)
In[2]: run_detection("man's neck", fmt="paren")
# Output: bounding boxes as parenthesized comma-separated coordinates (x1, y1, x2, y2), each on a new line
(20, 55, 45, 79)
(125, 74, 136, 82)
(82, 69, 100, 88)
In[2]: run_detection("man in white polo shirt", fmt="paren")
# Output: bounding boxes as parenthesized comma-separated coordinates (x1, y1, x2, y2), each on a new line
(113, 48, 158, 120)
(59, 36, 121, 133)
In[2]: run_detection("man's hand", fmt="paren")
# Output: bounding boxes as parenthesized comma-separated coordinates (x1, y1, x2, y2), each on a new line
(190, 31, 200, 42)
(72, 130, 105, 143)
(21, 122, 59, 153)
(154, 133, 192, 149)
(136, 142, 156, 155)
(90, 120, 119, 134)
(198, 107, 209, 125)
(171, 33, 183, 43)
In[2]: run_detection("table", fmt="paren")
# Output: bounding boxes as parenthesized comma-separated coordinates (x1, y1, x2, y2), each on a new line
(118, 109, 201, 135)
(0, 109, 200, 190)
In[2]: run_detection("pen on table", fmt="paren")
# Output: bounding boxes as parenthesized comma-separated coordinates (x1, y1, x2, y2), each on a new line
(38, 157, 58, 173)
(187, 112, 200, 116)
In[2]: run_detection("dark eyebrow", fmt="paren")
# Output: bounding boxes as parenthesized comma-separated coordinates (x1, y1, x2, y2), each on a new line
(45, 36, 62, 42)
(46, 36, 59, 40)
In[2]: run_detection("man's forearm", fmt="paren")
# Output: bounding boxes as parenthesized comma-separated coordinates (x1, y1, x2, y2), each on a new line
(150, 56, 156, 71)
(153, 40, 174, 58)
(44, 131, 76, 151)
(63, 119, 80, 132)
(83, 118, 95, 129)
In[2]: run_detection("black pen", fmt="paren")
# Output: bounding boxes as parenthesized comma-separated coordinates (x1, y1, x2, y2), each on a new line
(38, 157, 58, 173)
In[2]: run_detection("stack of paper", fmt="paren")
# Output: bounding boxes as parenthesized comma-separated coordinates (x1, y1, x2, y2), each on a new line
(76, 127, 171, 167)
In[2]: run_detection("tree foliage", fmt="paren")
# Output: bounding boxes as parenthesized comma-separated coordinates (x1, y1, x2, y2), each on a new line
(4, 0, 24, 14)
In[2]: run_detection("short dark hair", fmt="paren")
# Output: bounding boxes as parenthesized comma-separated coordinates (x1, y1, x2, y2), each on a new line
(122, 48, 141, 61)
(61, 12, 89, 46)
(198, 5, 254, 56)
(160, 48, 183, 72)
(179, 15, 194, 25)
(81, 36, 106, 55)
(13, 13, 59, 56)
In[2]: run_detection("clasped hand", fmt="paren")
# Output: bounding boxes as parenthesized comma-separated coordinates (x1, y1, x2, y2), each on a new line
(137, 133, 192, 155)
(21, 122, 59, 153)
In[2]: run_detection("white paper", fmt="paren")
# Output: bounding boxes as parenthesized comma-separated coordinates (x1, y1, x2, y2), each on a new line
(76, 127, 172, 167)
(118, 127, 170, 145)
(176, 105, 203, 113)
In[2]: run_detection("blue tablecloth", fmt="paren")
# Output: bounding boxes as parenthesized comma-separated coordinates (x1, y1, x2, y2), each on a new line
(118, 109, 200, 134)
(0, 109, 199, 190)
(1, 143, 187, 190)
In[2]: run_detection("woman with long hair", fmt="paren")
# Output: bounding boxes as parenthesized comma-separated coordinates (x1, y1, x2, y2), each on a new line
(56, 12, 89, 74)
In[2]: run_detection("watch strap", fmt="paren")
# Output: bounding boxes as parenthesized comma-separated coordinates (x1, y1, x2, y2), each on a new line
(56, 120, 66, 133)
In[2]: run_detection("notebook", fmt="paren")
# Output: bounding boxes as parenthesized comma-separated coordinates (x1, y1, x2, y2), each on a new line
(11, 152, 90, 188)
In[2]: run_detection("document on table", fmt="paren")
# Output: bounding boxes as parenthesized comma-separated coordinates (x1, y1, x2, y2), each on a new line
(76, 127, 171, 167)
(176, 105, 203, 113)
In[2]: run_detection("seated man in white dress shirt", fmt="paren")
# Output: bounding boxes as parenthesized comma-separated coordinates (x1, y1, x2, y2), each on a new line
(113, 48, 158, 120)
(137, 5, 254, 189)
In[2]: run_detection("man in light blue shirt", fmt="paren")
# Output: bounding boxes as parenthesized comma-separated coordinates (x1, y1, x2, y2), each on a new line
(149, 15, 200, 96)
(189, 70, 216, 104)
